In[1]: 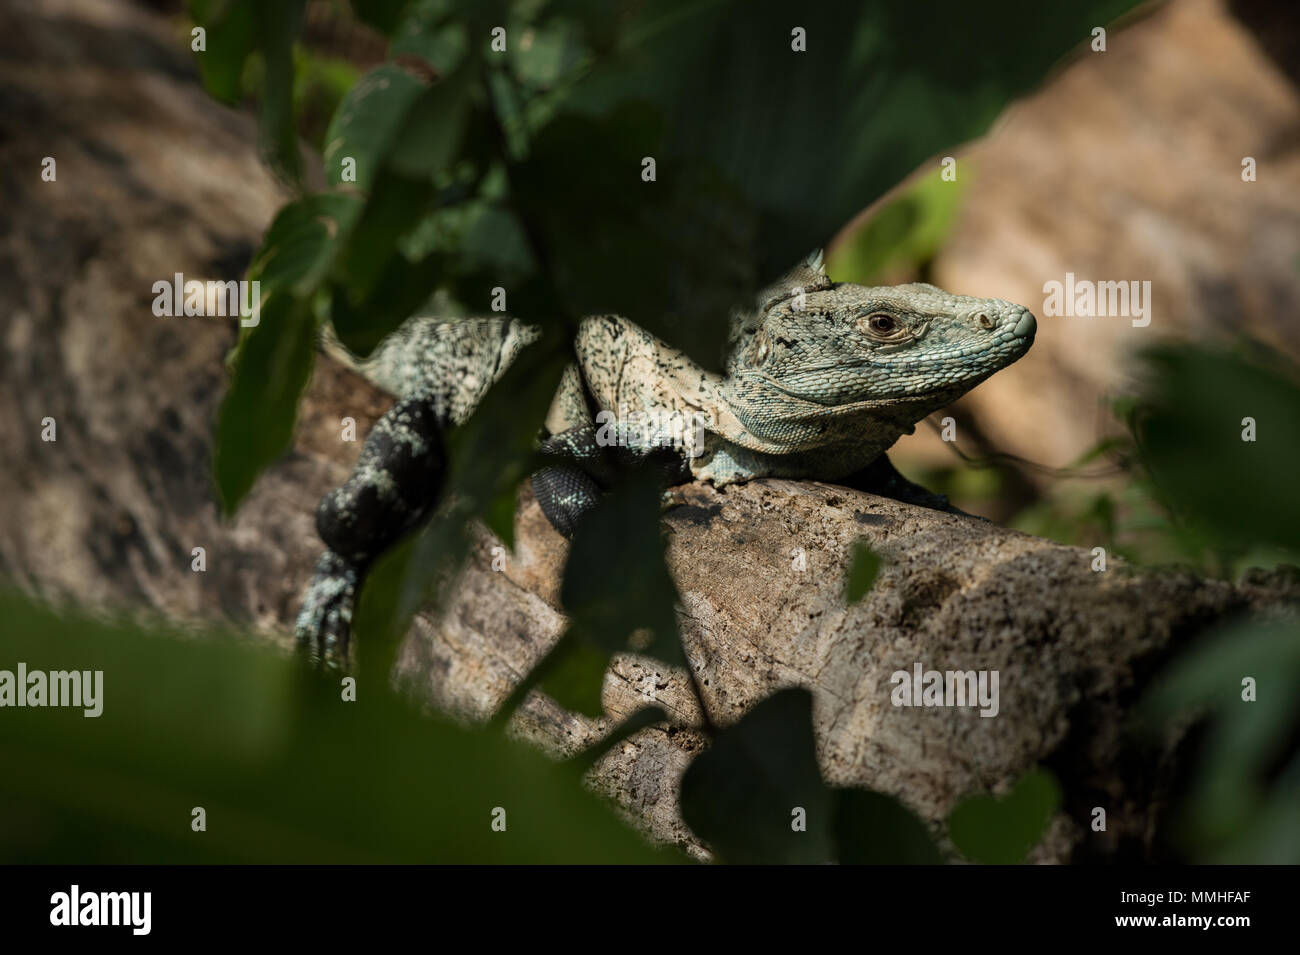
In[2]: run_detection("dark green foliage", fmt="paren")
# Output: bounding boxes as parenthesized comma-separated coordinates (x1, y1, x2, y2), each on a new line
(189, 0, 308, 181)
(946, 768, 1062, 864)
(214, 193, 361, 514)
(680, 688, 946, 864)
(354, 330, 572, 680)
(845, 540, 882, 605)
(561, 467, 686, 668)
(1135, 344, 1300, 558)
(836, 789, 944, 865)
(1142, 618, 1300, 863)
(679, 689, 838, 863)
(0, 592, 673, 864)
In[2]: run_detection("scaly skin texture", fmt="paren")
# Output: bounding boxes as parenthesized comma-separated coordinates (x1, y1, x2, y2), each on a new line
(297, 253, 1036, 664)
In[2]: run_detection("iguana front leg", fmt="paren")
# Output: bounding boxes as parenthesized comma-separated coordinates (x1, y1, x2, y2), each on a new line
(296, 395, 445, 667)
(531, 426, 692, 538)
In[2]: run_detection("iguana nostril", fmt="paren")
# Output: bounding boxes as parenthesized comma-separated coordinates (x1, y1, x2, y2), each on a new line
(1012, 309, 1036, 338)
(977, 312, 994, 329)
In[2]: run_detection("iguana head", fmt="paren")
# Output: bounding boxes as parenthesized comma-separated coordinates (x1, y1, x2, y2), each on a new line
(716, 252, 1035, 452)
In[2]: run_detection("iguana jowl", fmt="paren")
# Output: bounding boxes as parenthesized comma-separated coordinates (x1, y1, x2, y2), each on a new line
(296, 252, 1037, 663)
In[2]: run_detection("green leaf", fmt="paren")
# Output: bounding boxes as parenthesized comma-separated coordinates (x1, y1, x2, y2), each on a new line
(946, 767, 1062, 864)
(328, 250, 444, 359)
(508, 16, 589, 89)
(334, 174, 438, 303)
(188, 0, 257, 103)
(567, 706, 670, 773)
(567, 0, 1143, 281)
(400, 199, 537, 286)
(834, 788, 944, 864)
(351, 536, 420, 688)
(190, 0, 308, 182)
(255, 0, 307, 182)
(1136, 344, 1300, 556)
(250, 192, 364, 297)
(538, 634, 611, 718)
(389, 3, 471, 75)
(514, 107, 749, 370)
(351, 0, 416, 36)
(826, 170, 965, 285)
(214, 193, 362, 514)
(679, 688, 835, 864)
(323, 64, 429, 188)
(386, 68, 476, 181)
(0, 590, 673, 863)
(443, 329, 570, 522)
(845, 540, 882, 604)
(213, 295, 315, 515)
(561, 465, 685, 668)
(324, 69, 482, 354)
(1141, 618, 1300, 863)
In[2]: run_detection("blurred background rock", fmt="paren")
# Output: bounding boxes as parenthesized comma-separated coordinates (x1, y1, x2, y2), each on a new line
(830, 0, 1300, 539)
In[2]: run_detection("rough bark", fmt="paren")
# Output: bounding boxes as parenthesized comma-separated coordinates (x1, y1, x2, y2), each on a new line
(395, 480, 1297, 862)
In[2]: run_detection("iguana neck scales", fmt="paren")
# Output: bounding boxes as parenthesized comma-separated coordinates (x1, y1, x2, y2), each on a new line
(299, 253, 1036, 663)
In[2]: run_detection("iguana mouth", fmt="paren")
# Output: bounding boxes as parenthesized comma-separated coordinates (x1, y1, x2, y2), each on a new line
(759, 369, 972, 405)
(756, 376, 966, 409)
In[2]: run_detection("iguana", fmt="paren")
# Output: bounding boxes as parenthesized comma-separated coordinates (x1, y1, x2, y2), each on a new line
(296, 252, 1036, 664)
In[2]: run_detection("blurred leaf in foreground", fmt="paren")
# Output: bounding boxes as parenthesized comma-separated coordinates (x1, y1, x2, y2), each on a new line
(189, 0, 307, 182)
(946, 767, 1061, 864)
(835, 788, 943, 865)
(826, 170, 965, 285)
(0, 590, 671, 864)
(845, 540, 882, 605)
(560, 465, 686, 670)
(524, 462, 687, 718)
(1135, 344, 1300, 558)
(679, 688, 834, 864)
(353, 331, 572, 681)
(1141, 617, 1300, 863)
(213, 193, 363, 514)
(567, 0, 1142, 283)
(679, 687, 943, 864)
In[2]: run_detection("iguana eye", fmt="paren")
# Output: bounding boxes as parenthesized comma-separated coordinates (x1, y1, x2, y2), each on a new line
(855, 312, 912, 344)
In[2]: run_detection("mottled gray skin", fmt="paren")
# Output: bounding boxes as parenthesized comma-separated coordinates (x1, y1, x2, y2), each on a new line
(297, 253, 1036, 663)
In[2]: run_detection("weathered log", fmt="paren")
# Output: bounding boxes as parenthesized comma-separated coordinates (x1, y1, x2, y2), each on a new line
(394, 480, 1297, 862)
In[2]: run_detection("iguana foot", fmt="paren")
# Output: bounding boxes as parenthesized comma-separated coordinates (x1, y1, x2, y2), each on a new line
(531, 426, 692, 539)
(295, 395, 447, 665)
(295, 550, 359, 669)
(532, 464, 602, 539)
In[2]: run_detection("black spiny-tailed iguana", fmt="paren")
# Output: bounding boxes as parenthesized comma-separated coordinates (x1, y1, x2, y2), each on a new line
(296, 252, 1036, 664)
